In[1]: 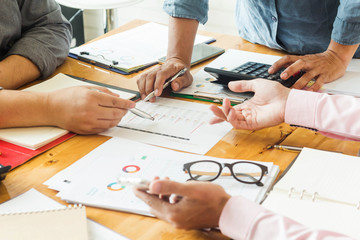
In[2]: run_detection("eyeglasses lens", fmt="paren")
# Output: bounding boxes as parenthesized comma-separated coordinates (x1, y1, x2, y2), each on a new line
(189, 161, 221, 181)
(232, 163, 262, 183)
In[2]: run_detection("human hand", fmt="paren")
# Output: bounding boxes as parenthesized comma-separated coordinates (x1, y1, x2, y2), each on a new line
(209, 79, 290, 130)
(134, 179, 231, 229)
(269, 49, 348, 91)
(47, 86, 135, 134)
(137, 58, 192, 102)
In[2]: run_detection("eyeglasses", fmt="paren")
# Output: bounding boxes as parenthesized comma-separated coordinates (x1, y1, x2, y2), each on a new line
(183, 160, 268, 186)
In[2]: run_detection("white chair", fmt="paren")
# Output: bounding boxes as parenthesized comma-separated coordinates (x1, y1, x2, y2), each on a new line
(56, 0, 144, 32)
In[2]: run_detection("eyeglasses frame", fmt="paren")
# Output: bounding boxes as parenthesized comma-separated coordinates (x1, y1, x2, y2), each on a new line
(183, 160, 268, 186)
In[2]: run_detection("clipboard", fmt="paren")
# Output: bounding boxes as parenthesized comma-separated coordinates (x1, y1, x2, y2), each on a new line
(68, 52, 158, 75)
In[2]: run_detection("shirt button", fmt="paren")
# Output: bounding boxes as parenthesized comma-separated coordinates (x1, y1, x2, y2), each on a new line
(271, 16, 277, 22)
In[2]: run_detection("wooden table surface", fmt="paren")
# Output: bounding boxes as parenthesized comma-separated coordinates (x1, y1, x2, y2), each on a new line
(1, 20, 359, 240)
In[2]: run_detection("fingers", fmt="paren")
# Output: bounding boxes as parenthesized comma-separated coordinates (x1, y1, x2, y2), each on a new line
(308, 75, 326, 92)
(228, 80, 257, 93)
(291, 72, 317, 89)
(171, 70, 193, 91)
(134, 188, 170, 219)
(269, 55, 298, 74)
(149, 180, 194, 197)
(94, 92, 135, 109)
(137, 66, 163, 100)
(209, 104, 226, 121)
(221, 98, 231, 116)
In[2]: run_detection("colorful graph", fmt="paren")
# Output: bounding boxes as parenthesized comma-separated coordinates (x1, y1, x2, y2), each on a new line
(107, 182, 125, 191)
(122, 165, 140, 173)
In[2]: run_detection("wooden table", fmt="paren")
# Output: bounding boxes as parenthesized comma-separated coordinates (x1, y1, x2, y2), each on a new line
(1, 20, 359, 240)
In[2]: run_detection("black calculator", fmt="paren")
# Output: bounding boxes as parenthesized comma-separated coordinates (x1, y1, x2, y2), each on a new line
(204, 61, 303, 88)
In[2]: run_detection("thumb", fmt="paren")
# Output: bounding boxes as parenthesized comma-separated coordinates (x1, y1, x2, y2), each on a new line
(228, 80, 257, 93)
(149, 180, 193, 196)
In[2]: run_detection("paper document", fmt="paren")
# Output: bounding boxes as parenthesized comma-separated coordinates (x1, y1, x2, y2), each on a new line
(0, 189, 129, 240)
(321, 59, 360, 96)
(45, 138, 279, 216)
(70, 22, 215, 74)
(102, 97, 232, 154)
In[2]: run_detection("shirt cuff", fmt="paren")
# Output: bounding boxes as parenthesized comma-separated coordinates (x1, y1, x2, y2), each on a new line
(5, 38, 55, 79)
(163, 0, 208, 25)
(219, 196, 264, 239)
(332, 17, 360, 45)
(285, 89, 320, 129)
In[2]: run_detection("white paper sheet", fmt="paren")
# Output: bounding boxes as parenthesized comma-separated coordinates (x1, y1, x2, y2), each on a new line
(102, 98, 233, 154)
(45, 138, 278, 216)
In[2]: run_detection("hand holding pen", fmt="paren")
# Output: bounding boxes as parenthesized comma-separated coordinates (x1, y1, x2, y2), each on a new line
(143, 68, 187, 102)
(90, 87, 154, 121)
(137, 61, 190, 102)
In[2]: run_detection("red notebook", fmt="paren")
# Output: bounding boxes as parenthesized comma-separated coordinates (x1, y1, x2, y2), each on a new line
(0, 133, 75, 170)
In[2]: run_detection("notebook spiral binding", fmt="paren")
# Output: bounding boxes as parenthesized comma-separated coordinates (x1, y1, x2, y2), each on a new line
(0, 204, 84, 216)
(288, 188, 318, 202)
(287, 188, 360, 210)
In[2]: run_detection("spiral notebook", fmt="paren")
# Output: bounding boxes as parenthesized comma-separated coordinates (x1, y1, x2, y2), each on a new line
(0, 204, 88, 240)
(262, 148, 360, 239)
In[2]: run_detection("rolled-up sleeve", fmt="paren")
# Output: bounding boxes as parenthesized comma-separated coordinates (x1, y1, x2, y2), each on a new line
(163, 0, 209, 25)
(6, 0, 72, 78)
(332, 1, 360, 45)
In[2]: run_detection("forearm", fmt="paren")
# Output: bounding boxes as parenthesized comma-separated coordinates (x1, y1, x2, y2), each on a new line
(0, 90, 52, 128)
(167, 17, 199, 67)
(0, 55, 41, 89)
(285, 89, 360, 141)
(327, 40, 359, 66)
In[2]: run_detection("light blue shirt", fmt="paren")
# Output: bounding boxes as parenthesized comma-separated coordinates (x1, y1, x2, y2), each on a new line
(163, 0, 360, 58)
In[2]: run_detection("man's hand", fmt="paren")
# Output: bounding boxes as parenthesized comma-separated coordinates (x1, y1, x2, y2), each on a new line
(137, 58, 193, 102)
(47, 86, 135, 134)
(134, 179, 231, 229)
(269, 40, 359, 91)
(209, 79, 290, 130)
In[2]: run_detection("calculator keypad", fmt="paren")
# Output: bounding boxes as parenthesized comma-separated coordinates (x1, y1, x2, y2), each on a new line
(232, 62, 284, 82)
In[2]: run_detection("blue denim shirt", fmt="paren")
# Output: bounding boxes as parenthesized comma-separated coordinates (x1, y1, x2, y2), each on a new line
(163, 0, 360, 58)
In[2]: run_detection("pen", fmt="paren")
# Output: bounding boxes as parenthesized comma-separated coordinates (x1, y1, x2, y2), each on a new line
(274, 145, 302, 152)
(129, 108, 154, 121)
(143, 68, 187, 102)
(90, 88, 154, 121)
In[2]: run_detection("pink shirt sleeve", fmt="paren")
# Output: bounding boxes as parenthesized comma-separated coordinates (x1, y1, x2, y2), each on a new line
(284, 89, 360, 141)
(219, 196, 352, 240)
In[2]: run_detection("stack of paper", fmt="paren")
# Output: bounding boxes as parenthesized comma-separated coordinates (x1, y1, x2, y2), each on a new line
(45, 138, 279, 216)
